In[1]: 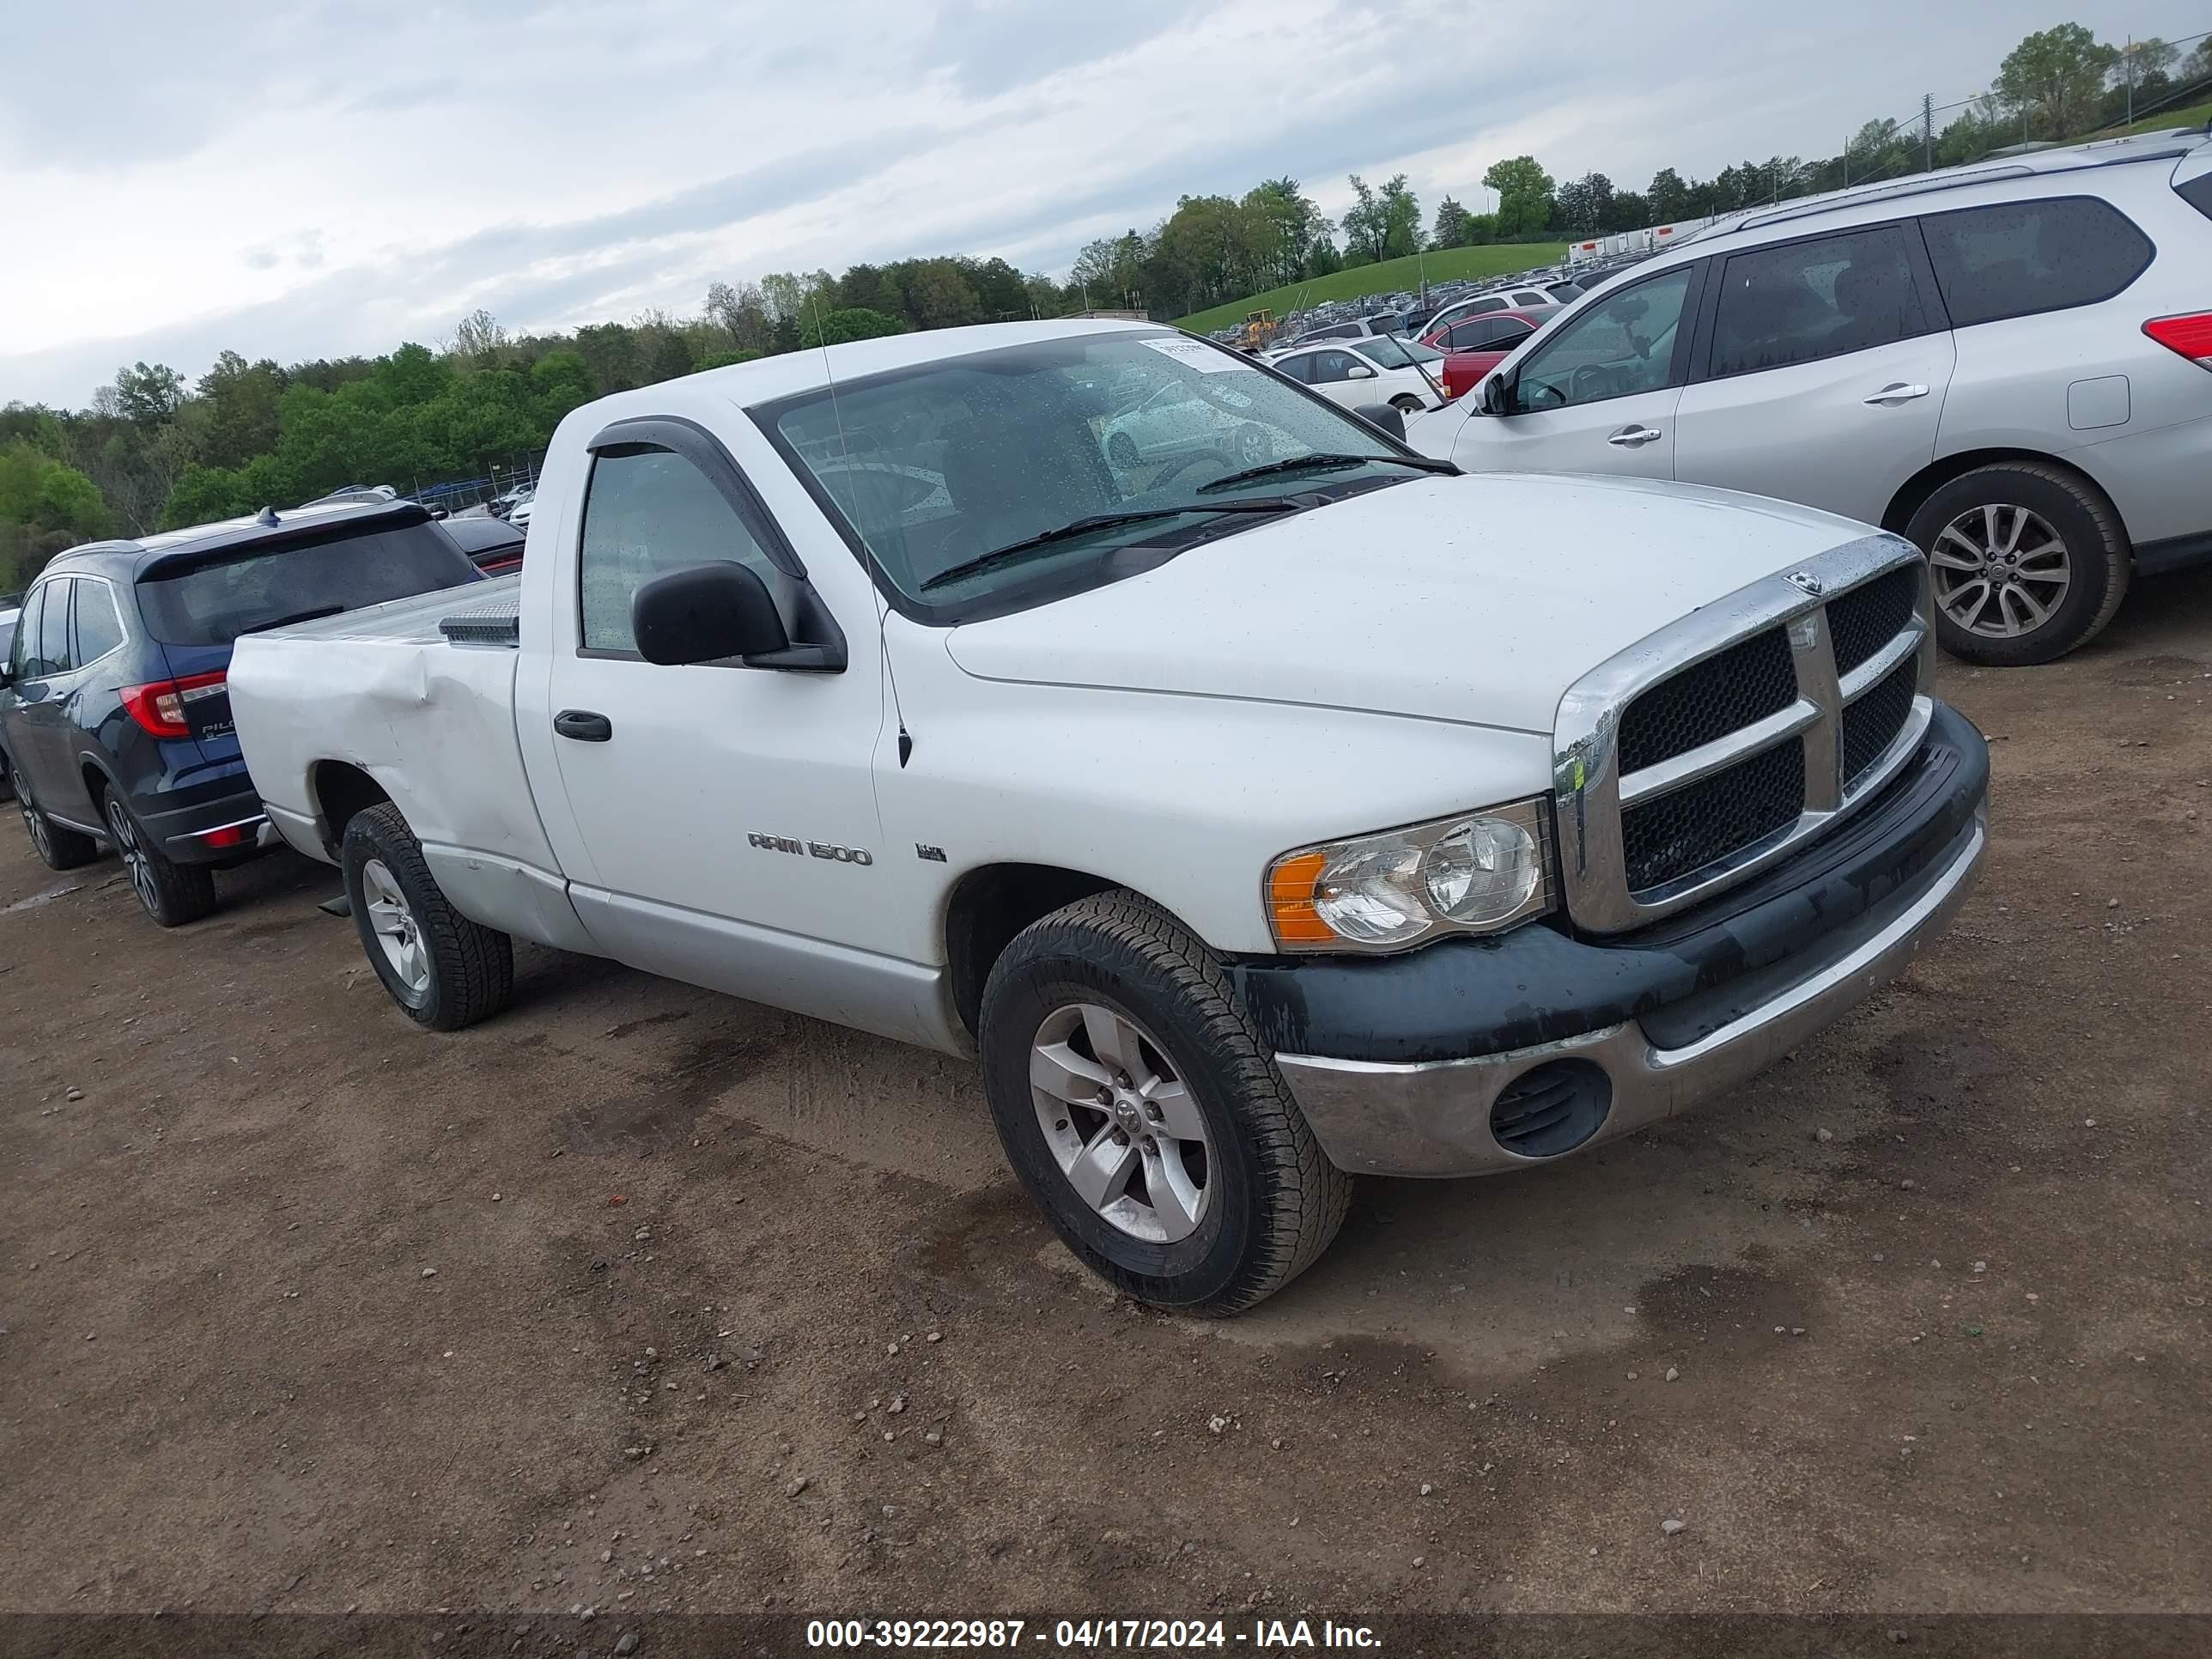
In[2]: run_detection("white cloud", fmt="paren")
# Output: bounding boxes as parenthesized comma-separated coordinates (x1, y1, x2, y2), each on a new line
(1, 0, 2199, 405)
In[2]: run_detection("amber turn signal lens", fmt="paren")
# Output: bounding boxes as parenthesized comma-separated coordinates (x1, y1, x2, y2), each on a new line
(1268, 850, 1335, 946)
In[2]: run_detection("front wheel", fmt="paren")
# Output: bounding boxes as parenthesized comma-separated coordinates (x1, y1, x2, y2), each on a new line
(1910, 462, 2130, 665)
(978, 890, 1351, 1316)
(103, 790, 216, 927)
(341, 802, 513, 1030)
(1390, 394, 1426, 415)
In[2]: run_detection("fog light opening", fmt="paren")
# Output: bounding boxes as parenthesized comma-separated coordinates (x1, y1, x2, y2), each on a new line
(1489, 1059, 1613, 1158)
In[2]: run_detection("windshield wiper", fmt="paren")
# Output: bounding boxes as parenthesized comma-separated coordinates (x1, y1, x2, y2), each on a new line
(240, 604, 346, 635)
(1196, 451, 1457, 494)
(917, 501, 1305, 593)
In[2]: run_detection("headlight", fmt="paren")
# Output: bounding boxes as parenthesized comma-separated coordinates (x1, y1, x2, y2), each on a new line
(1266, 799, 1552, 952)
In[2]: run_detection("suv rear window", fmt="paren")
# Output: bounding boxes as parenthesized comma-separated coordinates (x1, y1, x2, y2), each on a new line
(136, 522, 477, 646)
(2179, 172, 2212, 223)
(1917, 196, 2154, 327)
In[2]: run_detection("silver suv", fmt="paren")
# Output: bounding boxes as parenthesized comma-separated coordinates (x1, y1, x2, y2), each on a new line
(1413, 128, 2212, 663)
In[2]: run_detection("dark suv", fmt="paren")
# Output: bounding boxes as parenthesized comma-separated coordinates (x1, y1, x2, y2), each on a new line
(0, 499, 479, 926)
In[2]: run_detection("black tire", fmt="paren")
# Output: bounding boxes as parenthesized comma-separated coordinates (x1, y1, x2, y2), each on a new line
(340, 801, 513, 1030)
(9, 757, 100, 871)
(1907, 462, 2131, 666)
(1390, 394, 1426, 415)
(1107, 431, 1139, 469)
(978, 889, 1352, 1316)
(101, 788, 216, 927)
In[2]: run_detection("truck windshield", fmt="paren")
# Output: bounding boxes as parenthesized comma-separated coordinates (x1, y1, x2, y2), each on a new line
(755, 331, 1420, 616)
(136, 521, 478, 647)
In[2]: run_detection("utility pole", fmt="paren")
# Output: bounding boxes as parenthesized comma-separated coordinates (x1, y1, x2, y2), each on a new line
(1923, 93, 1935, 172)
(1843, 133, 1850, 188)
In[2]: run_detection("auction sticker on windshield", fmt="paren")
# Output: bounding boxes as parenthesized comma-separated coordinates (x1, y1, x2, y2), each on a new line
(1139, 338, 1254, 372)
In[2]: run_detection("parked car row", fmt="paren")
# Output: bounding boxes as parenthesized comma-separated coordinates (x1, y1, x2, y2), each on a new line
(1409, 126, 2212, 664)
(1229, 268, 1589, 358)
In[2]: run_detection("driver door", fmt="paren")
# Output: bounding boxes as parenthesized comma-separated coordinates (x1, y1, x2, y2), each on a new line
(1304, 349, 1371, 410)
(1450, 262, 1705, 483)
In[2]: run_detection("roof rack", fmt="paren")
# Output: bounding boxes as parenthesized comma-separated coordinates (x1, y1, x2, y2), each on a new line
(1712, 134, 2205, 241)
(1729, 166, 2035, 234)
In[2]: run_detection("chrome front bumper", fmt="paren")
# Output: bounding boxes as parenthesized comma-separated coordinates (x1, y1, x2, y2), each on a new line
(1275, 813, 1985, 1178)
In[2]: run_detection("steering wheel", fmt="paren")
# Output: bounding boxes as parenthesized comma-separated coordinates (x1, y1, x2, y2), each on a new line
(1152, 452, 1231, 488)
(1569, 363, 1617, 404)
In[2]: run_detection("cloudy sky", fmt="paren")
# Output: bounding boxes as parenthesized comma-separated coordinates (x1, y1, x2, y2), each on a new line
(2, 0, 2200, 408)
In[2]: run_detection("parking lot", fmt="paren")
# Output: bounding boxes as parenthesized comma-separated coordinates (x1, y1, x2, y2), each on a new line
(3, 566, 2209, 1620)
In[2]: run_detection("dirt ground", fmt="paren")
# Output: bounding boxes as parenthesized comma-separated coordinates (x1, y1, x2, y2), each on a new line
(3, 570, 2209, 1632)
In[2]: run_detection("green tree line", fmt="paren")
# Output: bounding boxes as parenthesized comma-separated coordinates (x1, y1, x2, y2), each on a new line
(3, 18, 2202, 591)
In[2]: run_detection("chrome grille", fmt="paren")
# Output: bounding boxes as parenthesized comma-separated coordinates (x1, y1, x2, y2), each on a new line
(1621, 738, 1806, 893)
(1827, 564, 1920, 678)
(1617, 628, 1796, 773)
(1842, 659, 1919, 785)
(1553, 536, 1935, 933)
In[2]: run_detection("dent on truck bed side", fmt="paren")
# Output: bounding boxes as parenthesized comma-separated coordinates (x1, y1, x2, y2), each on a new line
(233, 607, 586, 949)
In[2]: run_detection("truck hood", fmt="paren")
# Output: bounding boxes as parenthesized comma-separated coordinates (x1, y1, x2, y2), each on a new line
(945, 472, 1880, 733)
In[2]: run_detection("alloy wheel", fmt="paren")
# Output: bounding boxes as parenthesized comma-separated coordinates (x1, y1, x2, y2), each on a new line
(1029, 1002, 1212, 1244)
(105, 798, 159, 916)
(1929, 503, 2071, 639)
(17, 775, 52, 863)
(361, 857, 432, 997)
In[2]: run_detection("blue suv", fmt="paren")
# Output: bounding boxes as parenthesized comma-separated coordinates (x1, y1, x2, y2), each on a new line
(0, 499, 478, 926)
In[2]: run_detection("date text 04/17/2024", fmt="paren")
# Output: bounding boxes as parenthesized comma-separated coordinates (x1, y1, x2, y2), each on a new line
(804, 1619, 1382, 1649)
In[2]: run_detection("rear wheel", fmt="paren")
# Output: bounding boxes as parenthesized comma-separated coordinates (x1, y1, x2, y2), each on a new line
(9, 758, 99, 872)
(1107, 431, 1139, 469)
(978, 890, 1351, 1316)
(102, 789, 216, 927)
(1910, 463, 2130, 665)
(341, 802, 512, 1030)
(1390, 393, 1426, 415)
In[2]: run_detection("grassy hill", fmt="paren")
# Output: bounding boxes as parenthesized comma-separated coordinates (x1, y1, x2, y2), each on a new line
(1172, 243, 1568, 334)
(2116, 99, 2211, 135)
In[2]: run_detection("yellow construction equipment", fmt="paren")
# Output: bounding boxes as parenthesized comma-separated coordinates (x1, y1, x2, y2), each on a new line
(1233, 309, 1280, 353)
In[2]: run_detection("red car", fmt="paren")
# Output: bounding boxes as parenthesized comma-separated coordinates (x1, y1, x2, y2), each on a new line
(1421, 308, 1553, 402)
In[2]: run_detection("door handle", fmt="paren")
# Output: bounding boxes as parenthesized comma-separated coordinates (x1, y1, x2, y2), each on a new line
(554, 709, 612, 743)
(1607, 424, 1662, 447)
(1863, 382, 1930, 405)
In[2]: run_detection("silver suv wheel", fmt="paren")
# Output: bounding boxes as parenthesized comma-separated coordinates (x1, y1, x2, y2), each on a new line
(1929, 503, 2071, 640)
(1029, 1001, 1212, 1243)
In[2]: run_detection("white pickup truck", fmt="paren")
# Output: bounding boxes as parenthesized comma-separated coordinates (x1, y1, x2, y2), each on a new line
(231, 319, 1989, 1314)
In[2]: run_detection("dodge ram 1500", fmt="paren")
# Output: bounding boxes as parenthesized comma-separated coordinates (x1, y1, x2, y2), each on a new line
(230, 319, 1988, 1313)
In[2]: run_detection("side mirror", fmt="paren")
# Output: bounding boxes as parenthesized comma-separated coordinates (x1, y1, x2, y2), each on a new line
(1480, 374, 1514, 417)
(632, 562, 790, 666)
(1354, 403, 1407, 442)
(1346, 363, 1376, 380)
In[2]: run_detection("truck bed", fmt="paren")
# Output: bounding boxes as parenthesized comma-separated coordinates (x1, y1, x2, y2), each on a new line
(228, 575, 562, 884)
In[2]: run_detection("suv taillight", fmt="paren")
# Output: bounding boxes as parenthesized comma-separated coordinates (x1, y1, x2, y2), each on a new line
(121, 671, 227, 738)
(2144, 313, 2212, 370)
